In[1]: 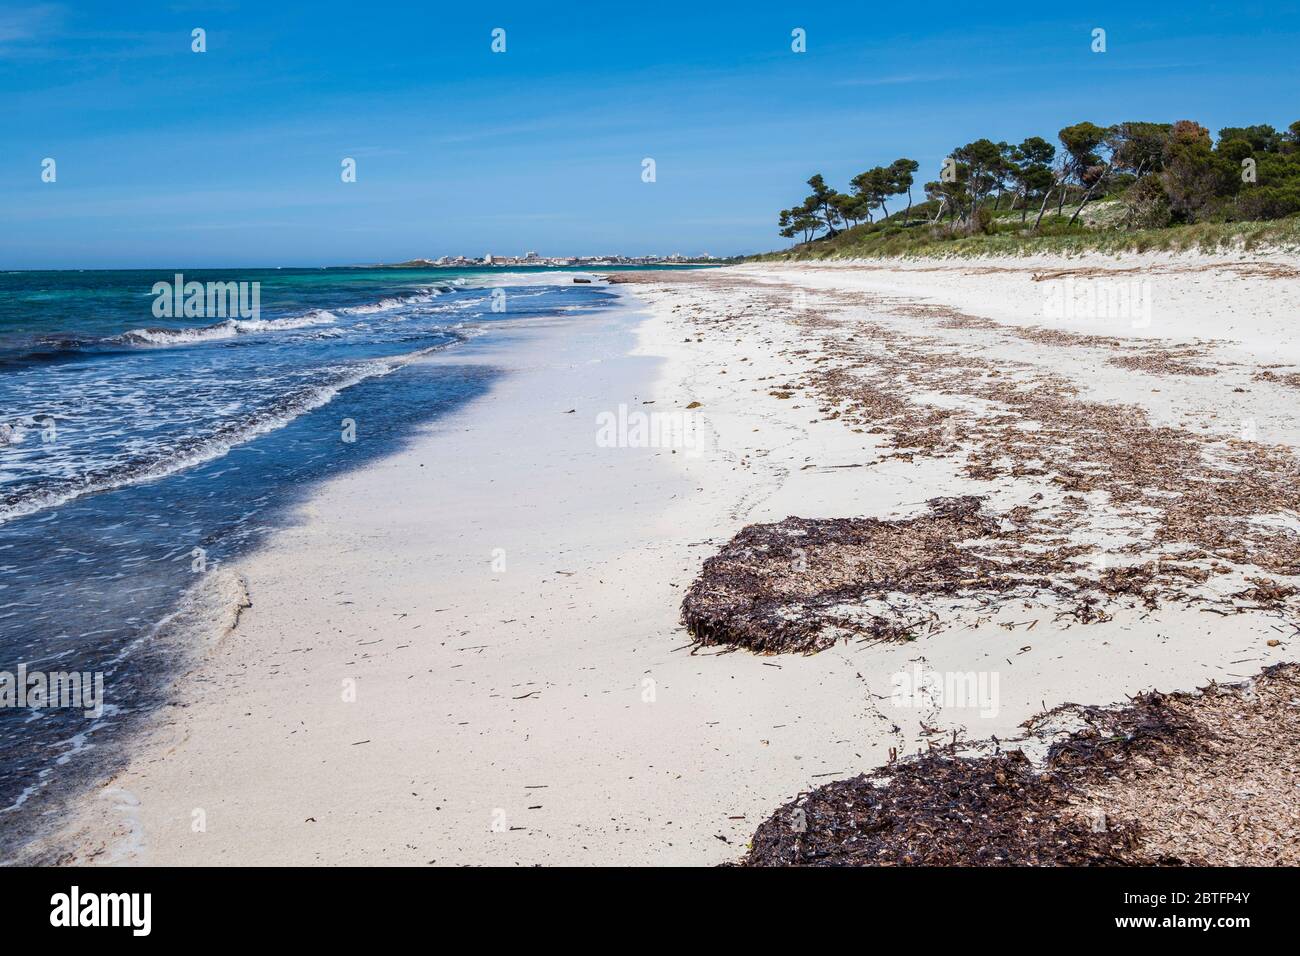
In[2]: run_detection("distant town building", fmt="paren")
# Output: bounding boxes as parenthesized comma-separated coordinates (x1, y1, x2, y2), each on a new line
(391, 251, 723, 269)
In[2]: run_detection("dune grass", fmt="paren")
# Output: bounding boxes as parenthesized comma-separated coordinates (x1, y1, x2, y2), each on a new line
(752, 213, 1300, 262)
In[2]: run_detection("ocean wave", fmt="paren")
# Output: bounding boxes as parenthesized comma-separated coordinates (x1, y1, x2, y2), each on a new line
(0, 334, 109, 370)
(0, 338, 462, 526)
(119, 309, 338, 346)
(115, 287, 457, 345)
(338, 287, 452, 315)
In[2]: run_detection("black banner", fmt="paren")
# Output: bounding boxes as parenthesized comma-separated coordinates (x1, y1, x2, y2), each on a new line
(0, 866, 1276, 940)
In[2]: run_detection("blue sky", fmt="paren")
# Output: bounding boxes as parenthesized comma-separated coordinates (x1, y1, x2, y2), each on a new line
(2, 1, 1298, 268)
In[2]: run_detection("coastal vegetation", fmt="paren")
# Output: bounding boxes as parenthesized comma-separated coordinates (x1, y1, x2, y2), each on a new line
(768, 120, 1300, 259)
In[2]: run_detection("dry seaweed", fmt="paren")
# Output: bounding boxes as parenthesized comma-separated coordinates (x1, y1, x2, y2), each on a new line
(742, 663, 1300, 866)
(1108, 351, 1217, 376)
(743, 751, 1145, 866)
(661, 270, 1300, 636)
(680, 497, 1062, 652)
(1254, 368, 1300, 389)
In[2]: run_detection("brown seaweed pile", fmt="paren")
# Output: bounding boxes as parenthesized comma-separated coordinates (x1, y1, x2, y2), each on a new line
(1255, 368, 1300, 389)
(678, 496, 1105, 652)
(681, 497, 1029, 652)
(1108, 349, 1217, 376)
(655, 269, 1300, 634)
(622, 268, 1300, 866)
(742, 663, 1300, 866)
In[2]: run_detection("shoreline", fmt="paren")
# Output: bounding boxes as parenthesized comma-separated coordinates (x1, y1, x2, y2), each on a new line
(32, 252, 1300, 865)
(30, 276, 812, 865)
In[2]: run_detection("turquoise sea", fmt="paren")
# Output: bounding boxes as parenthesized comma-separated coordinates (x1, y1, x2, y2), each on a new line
(0, 265, 636, 851)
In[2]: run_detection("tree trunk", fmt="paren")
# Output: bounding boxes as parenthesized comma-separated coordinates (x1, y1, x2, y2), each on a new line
(1067, 163, 1112, 227)
(1033, 187, 1055, 231)
(819, 203, 838, 237)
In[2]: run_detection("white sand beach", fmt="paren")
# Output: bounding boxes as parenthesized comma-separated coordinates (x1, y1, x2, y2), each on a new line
(40, 252, 1300, 866)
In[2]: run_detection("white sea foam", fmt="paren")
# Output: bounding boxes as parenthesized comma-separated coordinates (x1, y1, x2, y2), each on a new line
(120, 309, 338, 345)
(338, 288, 446, 315)
(0, 342, 454, 526)
(117, 286, 461, 346)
